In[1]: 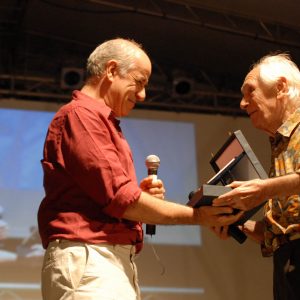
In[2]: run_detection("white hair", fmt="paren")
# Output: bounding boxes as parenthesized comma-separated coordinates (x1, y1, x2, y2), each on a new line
(252, 53, 300, 101)
(86, 38, 146, 78)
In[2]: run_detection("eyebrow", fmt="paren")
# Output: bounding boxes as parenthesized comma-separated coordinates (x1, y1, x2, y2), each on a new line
(240, 84, 246, 94)
(136, 74, 149, 85)
(241, 82, 251, 94)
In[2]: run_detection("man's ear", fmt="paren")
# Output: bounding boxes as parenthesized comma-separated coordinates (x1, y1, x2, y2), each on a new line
(277, 77, 288, 96)
(106, 60, 118, 81)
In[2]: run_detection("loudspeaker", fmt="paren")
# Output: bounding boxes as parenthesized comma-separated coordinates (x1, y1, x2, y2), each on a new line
(60, 68, 84, 89)
(172, 76, 194, 97)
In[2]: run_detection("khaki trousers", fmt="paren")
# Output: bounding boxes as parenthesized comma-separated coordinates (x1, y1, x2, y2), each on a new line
(41, 240, 140, 300)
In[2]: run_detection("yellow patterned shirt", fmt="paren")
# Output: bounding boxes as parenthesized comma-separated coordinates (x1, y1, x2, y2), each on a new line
(262, 108, 300, 256)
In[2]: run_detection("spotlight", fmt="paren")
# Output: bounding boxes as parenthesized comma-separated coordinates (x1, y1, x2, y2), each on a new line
(61, 68, 84, 89)
(172, 77, 194, 97)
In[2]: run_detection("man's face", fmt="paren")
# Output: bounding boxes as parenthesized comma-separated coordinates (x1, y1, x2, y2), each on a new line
(107, 50, 151, 117)
(240, 68, 283, 135)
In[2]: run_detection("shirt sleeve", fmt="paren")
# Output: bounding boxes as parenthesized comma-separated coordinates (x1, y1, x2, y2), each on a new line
(55, 106, 141, 219)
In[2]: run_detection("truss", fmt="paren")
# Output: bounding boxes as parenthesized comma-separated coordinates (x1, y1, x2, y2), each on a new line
(0, 73, 243, 115)
(1, 0, 299, 115)
(88, 0, 300, 48)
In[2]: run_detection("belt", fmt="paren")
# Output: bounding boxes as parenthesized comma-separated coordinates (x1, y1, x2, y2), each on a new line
(272, 232, 300, 250)
(50, 239, 68, 244)
(48, 239, 136, 252)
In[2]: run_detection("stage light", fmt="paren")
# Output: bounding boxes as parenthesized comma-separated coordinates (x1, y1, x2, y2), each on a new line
(60, 68, 84, 89)
(172, 77, 194, 97)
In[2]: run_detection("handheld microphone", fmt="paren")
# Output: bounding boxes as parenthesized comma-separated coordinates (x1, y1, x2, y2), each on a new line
(145, 154, 160, 236)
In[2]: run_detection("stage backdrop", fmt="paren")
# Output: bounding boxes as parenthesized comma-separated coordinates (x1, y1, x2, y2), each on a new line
(0, 99, 272, 300)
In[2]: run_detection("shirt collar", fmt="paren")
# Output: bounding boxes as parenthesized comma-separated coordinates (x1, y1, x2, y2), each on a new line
(269, 108, 300, 146)
(72, 90, 121, 128)
(72, 90, 112, 118)
(276, 107, 300, 138)
(109, 111, 121, 128)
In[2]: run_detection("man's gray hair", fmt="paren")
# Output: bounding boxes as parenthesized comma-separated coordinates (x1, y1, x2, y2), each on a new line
(86, 38, 146, 78)
(252, 53, 300, 101)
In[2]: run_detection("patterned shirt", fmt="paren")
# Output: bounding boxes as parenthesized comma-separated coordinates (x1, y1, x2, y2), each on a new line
(262, 108, 300, 256)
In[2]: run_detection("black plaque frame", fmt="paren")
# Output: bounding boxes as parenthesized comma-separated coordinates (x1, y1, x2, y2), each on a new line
(187, 130, 268, 243)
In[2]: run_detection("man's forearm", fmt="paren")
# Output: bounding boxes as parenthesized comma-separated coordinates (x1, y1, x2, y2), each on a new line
(265, 172, 300, 199)
(123, 191, 244, 227)
(122, 191, 197, 225)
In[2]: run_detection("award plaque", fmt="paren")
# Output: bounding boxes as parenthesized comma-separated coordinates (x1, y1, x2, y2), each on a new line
(187, 130, 268, 243)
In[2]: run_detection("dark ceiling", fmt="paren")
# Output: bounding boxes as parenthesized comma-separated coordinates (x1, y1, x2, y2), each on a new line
(2, 0, 300, 115)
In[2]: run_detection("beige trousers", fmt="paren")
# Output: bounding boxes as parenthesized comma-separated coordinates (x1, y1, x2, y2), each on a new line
(41, 240, 140, 300)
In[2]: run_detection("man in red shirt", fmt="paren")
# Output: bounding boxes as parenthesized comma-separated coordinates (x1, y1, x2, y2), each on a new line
(38, 37, 242, 300)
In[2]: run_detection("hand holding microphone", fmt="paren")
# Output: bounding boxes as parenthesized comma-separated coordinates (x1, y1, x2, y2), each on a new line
(144, 154, 161, 236)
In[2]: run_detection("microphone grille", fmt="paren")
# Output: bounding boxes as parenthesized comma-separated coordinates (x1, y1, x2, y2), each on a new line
(145, 154, 160, 169)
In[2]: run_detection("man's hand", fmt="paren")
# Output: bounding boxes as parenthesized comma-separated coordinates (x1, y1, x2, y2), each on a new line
(140, 176, 165, 200)
(212, 179, 267, 211)
(210, 225, 230, 240)
(196, 206, 244, 227)
(240, 220, 265, 243)
(209, 220, 265, 243)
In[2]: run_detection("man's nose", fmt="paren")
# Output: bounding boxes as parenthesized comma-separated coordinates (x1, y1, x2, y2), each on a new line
(240, 97, 248, 110)
(136, 88, 146, 102)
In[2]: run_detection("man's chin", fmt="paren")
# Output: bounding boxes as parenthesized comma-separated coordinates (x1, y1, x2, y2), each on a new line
(120, 109, 132, 117)
(249, 116, 260, 129)
(250, 118, 259, 129)
(127, 103, 136, 113)
(250, 119, 269, 134)
(249, 112, 258, 124)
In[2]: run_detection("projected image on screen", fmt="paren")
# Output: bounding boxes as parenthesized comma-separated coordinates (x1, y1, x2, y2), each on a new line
(123, 119, 200, 245)
(0, 109, 53, 239)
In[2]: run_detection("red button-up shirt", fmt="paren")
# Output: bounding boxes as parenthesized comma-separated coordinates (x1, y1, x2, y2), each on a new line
(38, 91, 143, 252)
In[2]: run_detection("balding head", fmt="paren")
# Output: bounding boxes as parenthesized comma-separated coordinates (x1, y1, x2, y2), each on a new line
(86, 38, 150, 79)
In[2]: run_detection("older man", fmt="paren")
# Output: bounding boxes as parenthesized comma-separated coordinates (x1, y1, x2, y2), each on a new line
(213, 53, 300, 300)
(38, 38, 241, 300)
